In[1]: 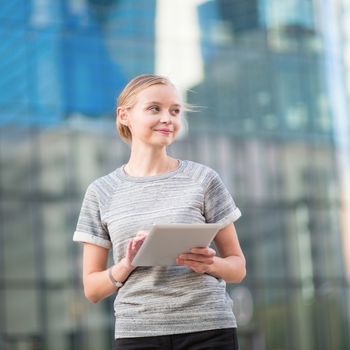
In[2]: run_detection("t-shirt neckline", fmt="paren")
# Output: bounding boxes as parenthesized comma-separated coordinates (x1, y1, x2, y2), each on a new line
(116, 159, 186, 182)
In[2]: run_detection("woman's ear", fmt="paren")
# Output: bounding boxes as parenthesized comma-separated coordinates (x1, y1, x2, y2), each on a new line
(116, 107, 129, 126)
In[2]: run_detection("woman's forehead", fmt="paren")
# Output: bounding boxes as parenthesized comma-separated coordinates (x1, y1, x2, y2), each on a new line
(136, 84, 182, 105)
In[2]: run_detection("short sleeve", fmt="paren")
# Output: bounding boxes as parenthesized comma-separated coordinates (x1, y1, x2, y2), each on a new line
(204, 170, 241, 227)
(73, 183, 112, 249)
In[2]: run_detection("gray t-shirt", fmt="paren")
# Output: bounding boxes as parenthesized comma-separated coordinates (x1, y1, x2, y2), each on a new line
(73, 160, 242, 339)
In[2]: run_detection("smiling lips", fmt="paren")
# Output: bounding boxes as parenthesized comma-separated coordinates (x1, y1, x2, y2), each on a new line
(154, 129, 172, 135)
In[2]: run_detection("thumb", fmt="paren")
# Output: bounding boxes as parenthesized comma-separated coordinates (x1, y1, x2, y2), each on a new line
(136, 230, 149, 237)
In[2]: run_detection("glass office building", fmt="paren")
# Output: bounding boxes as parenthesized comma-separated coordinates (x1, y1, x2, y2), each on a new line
(0, 0, 349, 349)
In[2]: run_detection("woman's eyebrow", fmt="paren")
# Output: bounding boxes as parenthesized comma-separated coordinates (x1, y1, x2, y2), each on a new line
(144, 101, 161, 106)
(144, 101, 182, 107)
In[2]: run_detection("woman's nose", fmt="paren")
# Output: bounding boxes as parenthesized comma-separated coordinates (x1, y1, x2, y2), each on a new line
(160, 112, 171, 123)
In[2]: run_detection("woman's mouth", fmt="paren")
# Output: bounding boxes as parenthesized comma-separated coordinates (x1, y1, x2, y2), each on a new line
(155, 129, 172, 135)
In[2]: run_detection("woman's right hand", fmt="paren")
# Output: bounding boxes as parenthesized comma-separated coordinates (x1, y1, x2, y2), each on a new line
(121, 230, 148, 270)
(82, 231, 148, 304)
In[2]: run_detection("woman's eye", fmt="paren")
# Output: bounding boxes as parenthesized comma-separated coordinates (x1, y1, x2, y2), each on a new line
(171, 109, 181, 116)
(149, 106, 160, 113)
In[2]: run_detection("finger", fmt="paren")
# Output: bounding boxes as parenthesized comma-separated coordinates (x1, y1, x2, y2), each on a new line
(178, 260, 209, 274)
(128, 238, 145, 265)
(190, 247, 216, 256)
(134, 238, 145, 250)
(178, 253, 214, 264)
(133, 235, 147, 246)
(133, 236, 147, 248)
(177, 259, 214, 270)
(126, 241, 133, 260)
(134, 235, 145, 243)
(130, 236, 145, 254)
(136, 230, 149, 238)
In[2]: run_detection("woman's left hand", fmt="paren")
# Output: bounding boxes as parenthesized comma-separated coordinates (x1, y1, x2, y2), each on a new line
(176, 247, 216, 274)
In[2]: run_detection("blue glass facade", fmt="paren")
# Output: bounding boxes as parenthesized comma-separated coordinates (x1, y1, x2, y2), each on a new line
(0, 0, 156, 125)
(0, 1, 349, 349)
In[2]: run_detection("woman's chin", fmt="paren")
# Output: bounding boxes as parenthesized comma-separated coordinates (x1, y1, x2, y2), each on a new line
(150, 138, 174, 147)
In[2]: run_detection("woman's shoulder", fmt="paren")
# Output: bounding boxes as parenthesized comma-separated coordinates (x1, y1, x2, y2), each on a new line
(85, 168, 120, 198)
(181, 160, 218, 182)
(183, 159, 216, 172)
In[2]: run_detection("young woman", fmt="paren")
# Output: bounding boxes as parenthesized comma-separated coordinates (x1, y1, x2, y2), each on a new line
(73, 74, 246, 350)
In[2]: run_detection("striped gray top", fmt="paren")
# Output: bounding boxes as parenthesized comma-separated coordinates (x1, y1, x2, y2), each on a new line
(73, 160, 242, 339)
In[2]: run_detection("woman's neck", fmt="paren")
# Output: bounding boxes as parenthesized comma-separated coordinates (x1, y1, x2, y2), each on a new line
(124, 148, 178, 177)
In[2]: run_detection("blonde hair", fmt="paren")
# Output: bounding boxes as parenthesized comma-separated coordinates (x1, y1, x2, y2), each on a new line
(116, 74, 176, 144)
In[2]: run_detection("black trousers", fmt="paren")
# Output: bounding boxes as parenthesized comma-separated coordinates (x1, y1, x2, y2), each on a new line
(115, 328, 239, 350)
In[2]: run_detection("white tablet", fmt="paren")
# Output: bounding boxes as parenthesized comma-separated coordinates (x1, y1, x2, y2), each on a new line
(131, 223, 222, 266)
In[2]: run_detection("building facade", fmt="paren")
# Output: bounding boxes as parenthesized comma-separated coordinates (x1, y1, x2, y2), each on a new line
(0, 1, 349, 349)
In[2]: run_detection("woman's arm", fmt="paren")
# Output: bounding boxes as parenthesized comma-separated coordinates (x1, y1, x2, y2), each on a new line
(82, 231, 147, 303)
(208, 223, 246, 282)
(176, 223, 246, 283)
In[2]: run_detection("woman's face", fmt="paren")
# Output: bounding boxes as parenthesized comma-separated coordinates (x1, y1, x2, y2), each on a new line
(122, 84, 182, 148)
